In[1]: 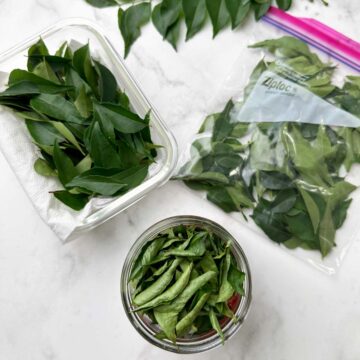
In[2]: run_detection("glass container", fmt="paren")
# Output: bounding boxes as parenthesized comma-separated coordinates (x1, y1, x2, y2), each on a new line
(0, 18, 178, 239)
(121, 215, 252, 354)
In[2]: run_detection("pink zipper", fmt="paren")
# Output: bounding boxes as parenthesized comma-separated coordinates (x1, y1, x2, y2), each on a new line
(262, 6, 360, 72)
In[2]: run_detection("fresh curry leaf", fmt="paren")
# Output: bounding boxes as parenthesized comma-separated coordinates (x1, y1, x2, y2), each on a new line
(252, 0, 271, 21)
(27, 38, 49, 71)
(276, 0, 292, 10)
(85, 0, 119, 7)
(93, 102, 147, 134)
(34, 158, 57, 177)
(30, 94, 86, 125)
(152, 0, 182, 49)
(25, 120, 64, 146)
(206, 0, 230, 38)
(225, 0, 251, 29)
(1, 39, 157, 210)
(53, 191, 89, 210)
(53, 140, 77, 187)
(118, 3, 151, 58)
(183, 0, 207, 41)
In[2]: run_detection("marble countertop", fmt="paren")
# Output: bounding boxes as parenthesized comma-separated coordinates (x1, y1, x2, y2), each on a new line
(1, 1, 360, 359)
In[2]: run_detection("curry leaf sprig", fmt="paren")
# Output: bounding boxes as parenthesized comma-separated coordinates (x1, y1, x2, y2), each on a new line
(176, 36, 360, 257)
(129, 224, 245, 342)
(0, 39, 157, 211)
(86, 0, 328, 58)
(85, 0, 301, 58)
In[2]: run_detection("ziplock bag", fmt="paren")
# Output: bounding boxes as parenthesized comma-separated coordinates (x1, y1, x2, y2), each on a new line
(176, 7, 360, 275)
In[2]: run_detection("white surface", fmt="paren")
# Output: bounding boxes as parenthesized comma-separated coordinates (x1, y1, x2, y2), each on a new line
(0, 1, 360, 359)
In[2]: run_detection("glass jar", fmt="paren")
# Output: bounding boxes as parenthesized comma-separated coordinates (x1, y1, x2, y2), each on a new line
(121, 215, 252, 354)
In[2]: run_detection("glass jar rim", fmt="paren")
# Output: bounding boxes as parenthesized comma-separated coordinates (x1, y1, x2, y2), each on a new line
(120, 215, 252, 354)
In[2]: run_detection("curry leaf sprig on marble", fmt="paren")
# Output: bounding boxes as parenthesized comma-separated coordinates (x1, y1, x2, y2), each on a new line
(84, 0, 305, 58)
(0, 39, 157, 211)
(176, 36, 360, 257)
(129, 224, 245, 342)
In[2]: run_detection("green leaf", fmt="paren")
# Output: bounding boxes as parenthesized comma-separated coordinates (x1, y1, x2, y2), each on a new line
(9, 69, 56, 86)
(66, 172, 128, 196)
(209, 308, 224, 344)
(86, 121, 122, 168)
(94, 61, 118, 103)
(0, 82, 68, 98)
(75, 154, 93, 173)
(109, 164, 149, 190)
(133, 258, 181, 306)
(175, 293, 210, 336)
(29, 55, 72, 74)
(55, 41, 70, 58)
(85, 0, 119, 7)
(252, 0, 271, 21)
(74, 86, 93, 118)
(65, 67, 92, 100)
(50, 121, 84, 155)
(34, 158, 57, 177)
(276, 0, 292, 10)
(93, 102, 147, 134)
(199, 252, 219, 275)
(1, 70, 72, 95)
(134, 262, 193, 311)
(226, 182, 254, 209)
(228, 264, 245, 295)
(53, 190, 89, 211)
(286, 212, 318, 245)
(118, 3, 151, 58)
(271, 189, 297, 214)
(117, 90, 131, 109)
(332, 199, 352, 229)
(164, 231, 207, 257)
(27, 38, 49, 71)
(252, 193, 294, 243)
(163, 16, 182, 50)
(329, 181, 356, 204)
(214, 249, 234, 303)
(53, 141, 77, 186)
(206, 0, 230, 38)
(183, 0, 207, 40)
(212, 100, 235, 141)
(318, 203, 336, 257)
(259, 171, 293, 190)
(298, 187, 321, 233)
(152, 0, 182, 49)
(68, 165, 148, 196)
(25, 120, 64, 146)
(72, 44, 99, 95)
(130, 236, 166, 284)
(250, 36, 323, 65)
(225, 0, 251, 29)
(281, 125, 331, 186)
(30, 94, 85, 125)
(33, 60, 60, 83)
(207, 187, 238, 213)
(283, 237, 303, 250)
(154, 311, 177, 343)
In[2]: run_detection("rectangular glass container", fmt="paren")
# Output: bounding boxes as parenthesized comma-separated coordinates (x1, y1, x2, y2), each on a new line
(0, 18, 178, 240)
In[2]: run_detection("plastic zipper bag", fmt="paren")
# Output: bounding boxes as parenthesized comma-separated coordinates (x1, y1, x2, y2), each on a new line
(176, 7, 360, 275)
